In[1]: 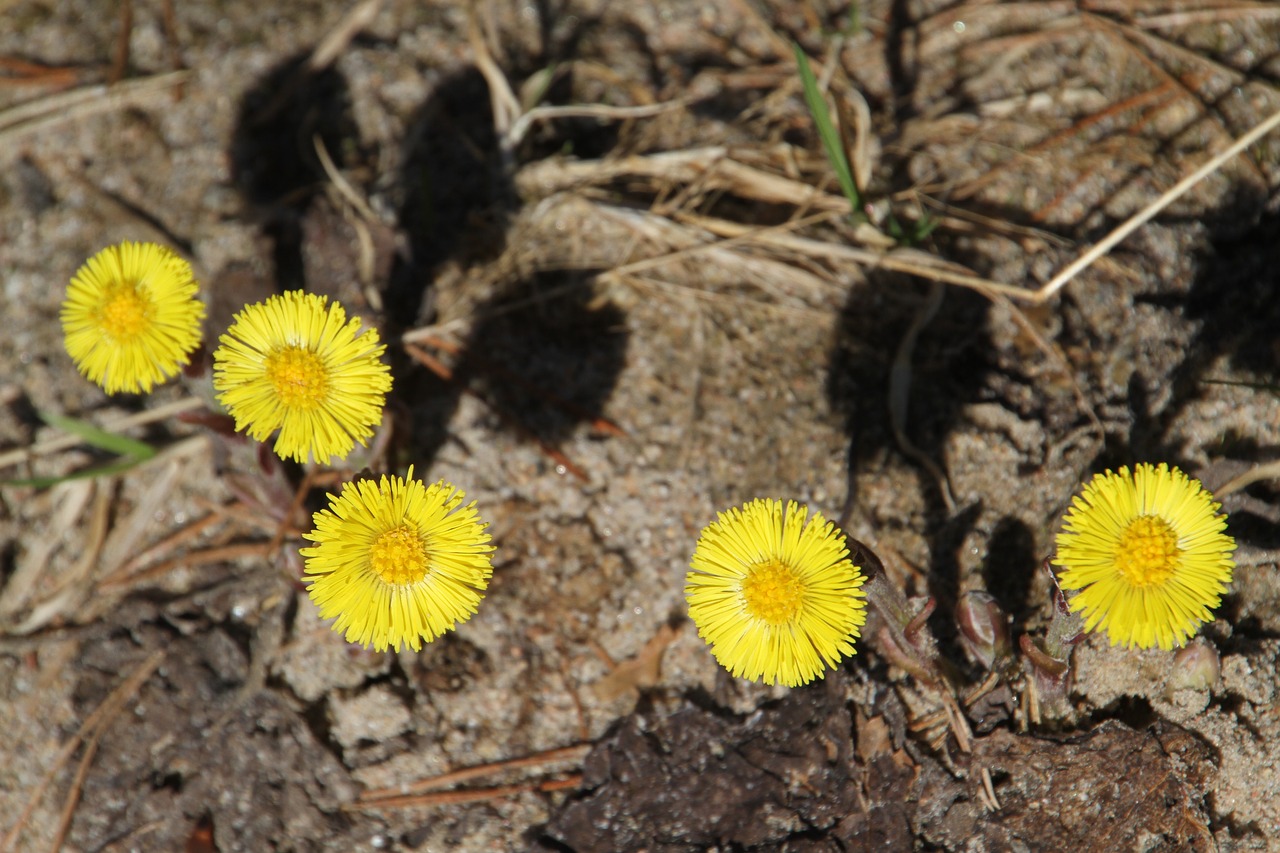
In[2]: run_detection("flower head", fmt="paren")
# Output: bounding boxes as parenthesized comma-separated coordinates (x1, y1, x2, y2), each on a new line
(301, 467, 495, 652)
(60, 241, 206, 394)
(685, 498, 866, 687)
(212, 291, 391, 464)
(1053, 463, 1235, 651)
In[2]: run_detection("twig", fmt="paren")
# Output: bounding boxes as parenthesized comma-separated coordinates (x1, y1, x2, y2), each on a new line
(0, 481, 93, 620)
(97, 511, 224, 587)
(307, 0, 384, 73)
(350, 776, 581, 810)
(610, 209, 842, 281)
(1034, 103, 1280, 304)
(1136, 6, 1280, 28)
(684, 214, 1031, 300)
(0, 70, 189, 143)
(1215, 459, 1280, 498)
(266, 469, 339, 558)
(48, 727, 103, 853)
(251, 0, 383, 126)
(313, 131, 384, 301)
(312, 133, 378, 223)
(507, 98, 703, 149)
(359, 743, 592, 802)
(6, 482, 115, 637)
(467, 3, 520, 164)
(0, 57, 79, 88)
(160, 0, 183, 77)
(978, 765, 1002, 810)
(100, 460, 184, 577)
(97, 543, 272, 591)
(108, 0, 133, 85)
(518, 98, 1280, 308)
(517, 147, 853, 215)
(0, 651, 165, 853)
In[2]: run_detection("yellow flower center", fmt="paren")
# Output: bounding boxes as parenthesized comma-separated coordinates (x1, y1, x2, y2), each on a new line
(741, 559, 806, 625)
(1114, 515, 1180, 587)
(265, 346, 329, 410)
(369, 524, 430, 585)
(98, 284, 152, 341)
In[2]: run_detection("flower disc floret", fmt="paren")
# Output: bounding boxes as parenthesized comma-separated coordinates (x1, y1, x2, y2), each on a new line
(1053, 462, 1236, 651)
(301, 467, 495, 652)
(685, 498, 866, 687)
(212, 291, 392, 464)
(60, 241, 206, 394)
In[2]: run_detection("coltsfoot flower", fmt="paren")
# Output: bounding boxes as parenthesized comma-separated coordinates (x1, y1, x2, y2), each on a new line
(685, 498, 866, 687)
(1053, 463, 1235, 651)
(212, 291, 391, 464)
(301, 467, 495, 652)
(60, 241, 206, 394)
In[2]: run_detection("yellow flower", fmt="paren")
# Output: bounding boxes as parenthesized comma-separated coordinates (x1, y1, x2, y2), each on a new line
(60, 241, 206, 394)
(685, 498, 866, 687)
(212, 291, 391, 464)
(301, 467, 495, 652)
(1053, 463, 1235, 651)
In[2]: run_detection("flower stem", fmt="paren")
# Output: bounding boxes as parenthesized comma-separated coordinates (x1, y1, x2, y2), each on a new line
(1021, 558, 1083, 722)
(849, 536, 943, 683)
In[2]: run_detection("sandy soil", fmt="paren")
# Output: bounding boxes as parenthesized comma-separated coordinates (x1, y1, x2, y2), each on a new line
(2, 1, 1280, 850)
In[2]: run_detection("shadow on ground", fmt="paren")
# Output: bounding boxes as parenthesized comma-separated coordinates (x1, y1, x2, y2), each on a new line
(827, 271, 994, 612)
(230, 52, 362, 297)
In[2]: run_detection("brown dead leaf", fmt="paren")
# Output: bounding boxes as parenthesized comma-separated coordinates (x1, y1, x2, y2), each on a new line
(592, 623, 679, 701)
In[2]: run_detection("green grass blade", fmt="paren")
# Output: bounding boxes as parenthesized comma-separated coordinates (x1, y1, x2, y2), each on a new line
(792, 42, 862, 212)
(886, 210, 941, 246)
(0, 412, 158, 487)
(38, 411, 157, 460)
